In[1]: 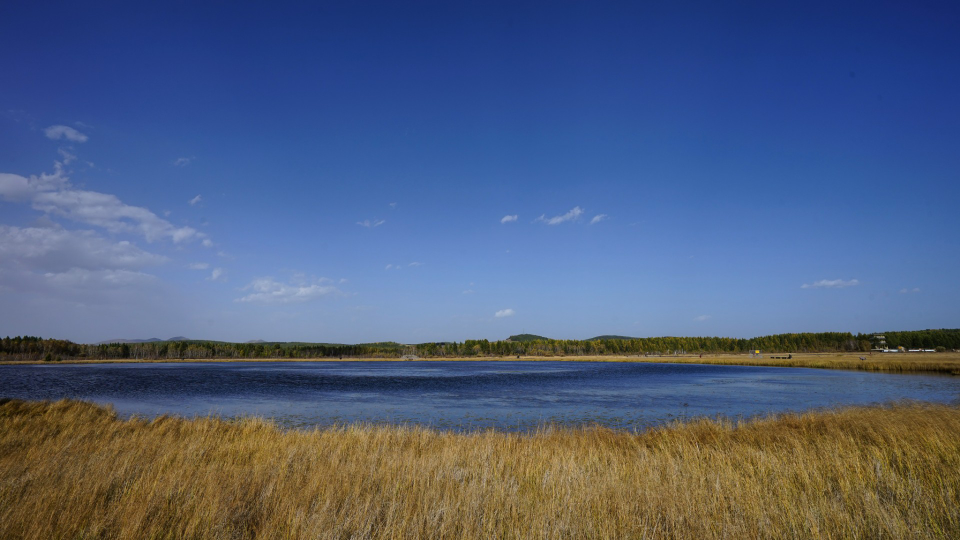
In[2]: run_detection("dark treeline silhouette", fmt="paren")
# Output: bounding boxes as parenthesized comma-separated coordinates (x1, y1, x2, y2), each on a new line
(2, 329, 958, 362)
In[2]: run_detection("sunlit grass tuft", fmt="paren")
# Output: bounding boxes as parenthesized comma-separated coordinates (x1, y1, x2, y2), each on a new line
(1, 399, 959, 538)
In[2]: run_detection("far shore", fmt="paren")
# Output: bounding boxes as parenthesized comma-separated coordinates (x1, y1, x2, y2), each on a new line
(4, 351, 960, 375)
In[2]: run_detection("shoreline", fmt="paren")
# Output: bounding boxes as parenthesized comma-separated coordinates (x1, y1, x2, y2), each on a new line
(4, 351, 960, 374)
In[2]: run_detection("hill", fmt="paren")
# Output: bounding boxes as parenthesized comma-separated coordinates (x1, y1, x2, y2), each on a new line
(506, 334, 553, 342)
(97, 336, 190, 344)
(588, 335, 639, 341)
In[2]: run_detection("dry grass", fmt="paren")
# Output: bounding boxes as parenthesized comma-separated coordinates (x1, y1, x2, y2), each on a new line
(611, 351, 960, 375)
(1, 400, 959, 538)
(5, 352, 960, 375)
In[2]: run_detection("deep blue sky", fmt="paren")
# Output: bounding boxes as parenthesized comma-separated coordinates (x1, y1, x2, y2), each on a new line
(1, 1, 958, 343)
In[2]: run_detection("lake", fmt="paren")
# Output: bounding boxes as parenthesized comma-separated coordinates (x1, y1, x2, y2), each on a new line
(1, 361, 958, 431)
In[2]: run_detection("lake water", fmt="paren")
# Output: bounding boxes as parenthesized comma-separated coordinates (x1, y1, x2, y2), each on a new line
(1, 361, 958, 431)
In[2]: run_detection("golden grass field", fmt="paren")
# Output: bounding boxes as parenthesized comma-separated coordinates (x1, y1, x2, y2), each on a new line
(5, 351, 960, 375)
(2, 399, 959, 539)
(601, 351, 960, 375)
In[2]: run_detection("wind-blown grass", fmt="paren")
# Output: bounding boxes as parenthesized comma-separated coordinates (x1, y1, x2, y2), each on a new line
(1, 399, 959, 538)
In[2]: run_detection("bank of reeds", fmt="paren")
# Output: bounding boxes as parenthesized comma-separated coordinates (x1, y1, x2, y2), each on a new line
(1, 399, 959, 538)
(622, 352, 960, 375)
(5, 352, 960, 376)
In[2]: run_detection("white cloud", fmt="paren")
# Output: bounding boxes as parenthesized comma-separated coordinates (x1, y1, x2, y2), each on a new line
(385, 264, 394, 270)
(0, 173, 40, 202)
(208, 268, 225, 281)
(44, 125, 88, 143)
(42, 268, 154, 288)
(1, 163, 209, 245)
(536, 206, 583, 225)
(201, 238, 213, 248)
(590, 214, 607, 225)
(32, 189, 205, 243)
(389, 202, 397, 208)
(462, 289, 475, 294)
(0, 226, 165, 304)
(357, 219, 385, 228)
(188, 262, 210, 270)
(188, 194, 202, 206)
(236, 276, 341, 304)
(495, 308, 515, 318)
(408, 261, 423, 267)
(899, 287, 921, 294)
(801, 279, 860, 289)
(501, 214, 518, 224)
(0, 267, 160, 307)
(174, 157, 194, 167)
(0, 225, 167, 272)
(694, 315, 712, 321)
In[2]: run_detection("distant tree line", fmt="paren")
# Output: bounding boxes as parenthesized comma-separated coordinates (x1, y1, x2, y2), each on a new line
(0, 337, 401, 362)
(2, 329, 958, 362)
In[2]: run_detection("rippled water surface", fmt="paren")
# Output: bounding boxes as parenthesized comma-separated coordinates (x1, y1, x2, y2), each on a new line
(2, 361, 958, 431)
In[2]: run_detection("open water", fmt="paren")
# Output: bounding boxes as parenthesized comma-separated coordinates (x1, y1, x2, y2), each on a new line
(1, 361, 958, 431)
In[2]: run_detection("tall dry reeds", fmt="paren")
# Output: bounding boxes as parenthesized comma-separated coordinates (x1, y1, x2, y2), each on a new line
(1, 399, 959, 538)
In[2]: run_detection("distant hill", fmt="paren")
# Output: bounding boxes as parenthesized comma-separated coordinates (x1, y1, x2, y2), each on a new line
(588, 335, 639, 341)
(246, 339, 266, 344)
(97, 336, 189, 344)
(507, 334, 552, 342)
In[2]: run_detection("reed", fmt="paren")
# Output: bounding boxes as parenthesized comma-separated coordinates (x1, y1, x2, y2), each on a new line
(1, 399, 959, 539)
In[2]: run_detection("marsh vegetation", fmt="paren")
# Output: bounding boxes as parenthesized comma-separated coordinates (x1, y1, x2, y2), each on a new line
(2, 399, 958, 538)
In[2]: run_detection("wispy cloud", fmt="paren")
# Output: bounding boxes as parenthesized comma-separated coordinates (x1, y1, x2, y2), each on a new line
(0, 225, 167, 272)
(207, 268, 225, 281)
(57, 148, 77, 165)
(462, 289, 475, 294)
(0, 225, 166, 302)
(44, 125, 88, 143)
(537, 206, 583, 225)
(174, 157, 194, 167)
(694, 314, 712, 321)
(1, 162, 210, 245)
(494, 308, 515, 318)
(385, 263, 418, 271)
(801, 278, 860, 289)
(357, 219, 385, 228)
(900, 287, 921, 294)
(187, 262, 210, 270)
(188, 194, 202, 206)
(236, 276, 341, 304)
(589, 214, 607, 225)
(501, 214, 518, 224)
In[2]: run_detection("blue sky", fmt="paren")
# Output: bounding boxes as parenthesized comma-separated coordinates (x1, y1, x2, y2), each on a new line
(1, 1, 958, 343)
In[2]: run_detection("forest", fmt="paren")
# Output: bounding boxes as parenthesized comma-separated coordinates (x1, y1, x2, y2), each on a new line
(1, 329, 958, 362)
